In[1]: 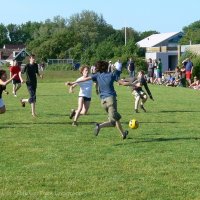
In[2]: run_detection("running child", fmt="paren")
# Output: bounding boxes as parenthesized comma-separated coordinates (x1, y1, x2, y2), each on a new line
(19, 54, 43, 117)
(67, 61, 128, 140)
(119, 70, 154, 113)
(9, 60, 23, 97)
(65, 66, 93, 126)
(0, 70, 16, 114)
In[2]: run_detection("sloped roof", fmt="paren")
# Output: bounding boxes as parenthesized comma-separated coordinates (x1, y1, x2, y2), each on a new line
(3, 44, 25, 50)
(6, 49, 30, 61)
(137, 32, 182, 48)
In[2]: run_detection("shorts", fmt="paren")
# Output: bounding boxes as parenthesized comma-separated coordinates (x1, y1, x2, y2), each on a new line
(133, 90, 147, 99)
(186, 71, 191, 79)
(101, 96, 121, 122)
(12, 79, 21, 84)
(148, 70, 154, 78)
(157, 71, 162, 78)
(27, 84, 37, 103)
(79, 96, 91, 102)
(0, 98, 5, 108)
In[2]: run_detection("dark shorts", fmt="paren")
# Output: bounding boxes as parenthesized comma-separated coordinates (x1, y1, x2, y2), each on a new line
(12, 79, 21, 84)
(27, 84, 37, 103)
(148, 70, 154, 78)
(79, 96, 91, 102)
(101, 96, 121, 122)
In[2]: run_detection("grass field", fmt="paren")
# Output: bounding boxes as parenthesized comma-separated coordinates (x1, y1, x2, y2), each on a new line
(1, 70, 200, 200)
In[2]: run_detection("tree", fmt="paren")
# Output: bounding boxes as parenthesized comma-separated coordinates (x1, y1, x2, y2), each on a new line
(68, 10, 115, 48)
(0, 24, 9, 47)
(180, 20, 200, 45)
(139, 30, 159, 40)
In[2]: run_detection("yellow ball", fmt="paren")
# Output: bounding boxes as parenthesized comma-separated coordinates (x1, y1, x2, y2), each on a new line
(129, 119, 139, 129)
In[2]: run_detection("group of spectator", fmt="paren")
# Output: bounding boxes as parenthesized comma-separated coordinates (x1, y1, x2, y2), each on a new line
(153, 57, 200, 90)
(91, 56, 199, 90)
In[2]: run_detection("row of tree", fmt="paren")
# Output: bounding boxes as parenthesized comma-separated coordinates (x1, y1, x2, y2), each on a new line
(1, 10, 158, 64)
(1, 10, 200, 67)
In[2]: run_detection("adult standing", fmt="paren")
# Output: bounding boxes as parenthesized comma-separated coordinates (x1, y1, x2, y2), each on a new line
(182, 57, 193, 85)
(108, 61, 114, 73)
(157, 58, 162, 84)
(127, 58, 135, 78)
(20, 54, 43, 117)
(114, 59, 122, 80)
(147, 58, 154, 83)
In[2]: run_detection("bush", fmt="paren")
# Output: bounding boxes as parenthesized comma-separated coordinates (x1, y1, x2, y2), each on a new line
(192, 56, 200, 79)
(180, 51, 200, 79)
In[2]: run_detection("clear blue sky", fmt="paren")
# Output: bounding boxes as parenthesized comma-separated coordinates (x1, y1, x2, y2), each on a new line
(1, 0, 200, 33)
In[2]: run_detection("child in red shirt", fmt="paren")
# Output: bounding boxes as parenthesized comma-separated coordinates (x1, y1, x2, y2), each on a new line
(9, 60, 23, 97)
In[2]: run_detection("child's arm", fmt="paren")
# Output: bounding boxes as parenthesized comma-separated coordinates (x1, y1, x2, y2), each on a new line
(67, 76, 92, 86)
(118, 79, 138, 86)
(0, 74, 17, 86)
(18, 71, 24, 83)
(69, 84, 77, 93)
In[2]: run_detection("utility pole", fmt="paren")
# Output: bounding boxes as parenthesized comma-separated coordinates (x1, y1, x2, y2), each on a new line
(125, 26, 127, 46)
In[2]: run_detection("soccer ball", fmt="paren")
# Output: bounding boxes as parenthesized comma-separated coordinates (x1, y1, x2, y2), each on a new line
(129, 119, 139, 129)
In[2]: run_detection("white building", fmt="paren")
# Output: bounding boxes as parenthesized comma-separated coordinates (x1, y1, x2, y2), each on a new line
(137, 32, 183, 72)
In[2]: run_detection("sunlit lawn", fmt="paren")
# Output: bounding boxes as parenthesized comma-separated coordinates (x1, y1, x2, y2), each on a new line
(0, 70, 200, 200)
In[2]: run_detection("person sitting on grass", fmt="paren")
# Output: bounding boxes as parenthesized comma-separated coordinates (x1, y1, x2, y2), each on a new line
(65, 66, 93, 126)
(67, 60, 128, 140)
(119, 70, 154, 113)
(189, 76, 200, 90)
(0, 70, 16, 114)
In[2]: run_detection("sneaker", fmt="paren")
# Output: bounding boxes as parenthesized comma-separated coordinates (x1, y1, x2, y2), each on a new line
(122, 130, 129, 140)
(135, 109, 139, 113)
(140, 105, 146, 112)
(94, 123, 100, 136)
(69, 109, 76, 119)
(20, 99, 25, 107)
(72, 121, 78, 126)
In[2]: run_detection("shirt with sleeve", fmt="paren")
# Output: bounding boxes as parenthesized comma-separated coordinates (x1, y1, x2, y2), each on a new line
(23, 63, 39, 87)
(91, 72, 118, 99)
(76, 77, 93, 98)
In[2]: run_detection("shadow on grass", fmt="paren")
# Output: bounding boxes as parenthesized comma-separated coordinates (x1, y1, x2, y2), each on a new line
(160, 110, 200, 113)
(121, 121, 181, 124)
(114, 137, 200, 146)
(2, 121, 98, 127)
(38, 94, 67, 97)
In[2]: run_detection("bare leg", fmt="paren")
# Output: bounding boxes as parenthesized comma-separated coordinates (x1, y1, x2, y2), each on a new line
(73, 97, 84, 122)
(31, 102, 36, 117)
(80, 100, 90, 115)
(135, 95, 140, 110)
(15, 83, 21, 93)
(115, 120, 125, 137)
(141, 95, 147, 106)
(12, 84, 16, 95)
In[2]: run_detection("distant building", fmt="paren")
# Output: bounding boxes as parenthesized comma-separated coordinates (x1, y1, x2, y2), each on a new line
(0, 44, 29, 65)
(137, 32, 183, 71)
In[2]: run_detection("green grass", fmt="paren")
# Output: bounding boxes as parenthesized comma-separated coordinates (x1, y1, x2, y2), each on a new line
(1, 71, 200, 200)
